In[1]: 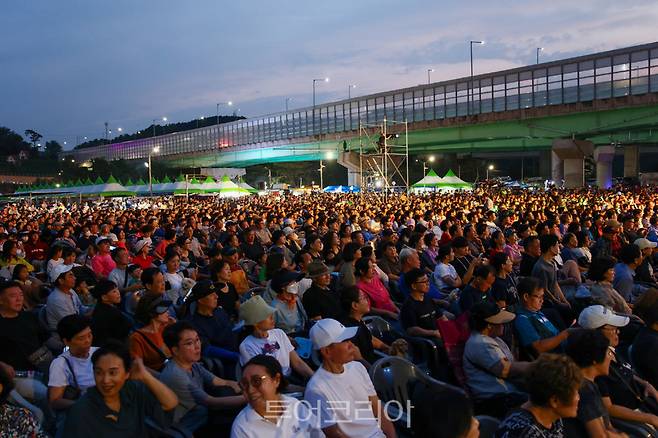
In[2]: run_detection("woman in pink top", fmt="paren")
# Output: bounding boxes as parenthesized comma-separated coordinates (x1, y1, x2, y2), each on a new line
(355, 257, 400, 320)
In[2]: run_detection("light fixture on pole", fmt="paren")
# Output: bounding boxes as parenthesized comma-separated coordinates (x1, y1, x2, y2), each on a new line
(312, 77, 329, 132)
(419, 155, 436, 176)
(486, 163, 494, 180)
(536, 47, 543, 64)
(148, 146, 160, 196)
(216, 101, 233, 126)
(469, 40, 485, 114)
(348, 84, 356, 99)
(319, 160, 326, 189)
(427, 68, 434, 85)
(152, 117, 167, 137)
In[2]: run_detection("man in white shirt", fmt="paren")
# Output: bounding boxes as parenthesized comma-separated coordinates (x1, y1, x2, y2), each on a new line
(304, 318, 396, 438)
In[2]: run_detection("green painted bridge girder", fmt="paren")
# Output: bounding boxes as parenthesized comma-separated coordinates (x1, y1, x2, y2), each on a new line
(165, 103, 658, 167)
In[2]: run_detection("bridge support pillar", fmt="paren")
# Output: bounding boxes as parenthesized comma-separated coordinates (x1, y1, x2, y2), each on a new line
(338, 151, 362, 187)
(551, 139, 594, 188)
(594, 145, 615, 189)
(551, 151, 564, 183)
(624, 145, 639, 179)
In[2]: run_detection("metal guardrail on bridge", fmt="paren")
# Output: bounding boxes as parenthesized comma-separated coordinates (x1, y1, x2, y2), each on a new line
(66, 42, 658, 163)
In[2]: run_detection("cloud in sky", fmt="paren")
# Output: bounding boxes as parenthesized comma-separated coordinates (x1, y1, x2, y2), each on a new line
(1, 0, 657, 147)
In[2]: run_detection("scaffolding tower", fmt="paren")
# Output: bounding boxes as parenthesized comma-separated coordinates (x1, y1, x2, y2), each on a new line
(358, 118, 409, 194)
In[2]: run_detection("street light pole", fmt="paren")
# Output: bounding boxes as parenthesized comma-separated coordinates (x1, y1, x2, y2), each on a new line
(285, 97, 292, 112)
(312, 78, 329, 133)
(216, 101, 233, 126)
(536, 47, 543, 64)
(486, 164, 494, 180)
(348, 84, 356, 99)
(148, 146, 160, 196)
(469, 40, 484, 115)
(427, 68, 434, 85)
(319, 159, 326, 189)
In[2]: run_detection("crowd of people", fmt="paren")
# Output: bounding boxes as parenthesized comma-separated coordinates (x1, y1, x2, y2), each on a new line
(1, 185, 658, 437)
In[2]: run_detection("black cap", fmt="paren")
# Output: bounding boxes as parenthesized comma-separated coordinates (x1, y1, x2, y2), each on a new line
(135, 294, 173, 324)
(189, 280, 217, 302)
(270, 269, 301, 294)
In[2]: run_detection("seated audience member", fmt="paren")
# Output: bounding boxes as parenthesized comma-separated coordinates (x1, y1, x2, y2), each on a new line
(90, 279, 133, 346)
(514, 277, 572, 357)
(459, 265, 496, 314)
(160, 321, 244, 436)
(589, 256, 632, 314)
(464, 302, 530, 418)
(497, 353, 582, 437)
(0, 365, 45, 437)
(91, 237, 117, 279)
(270, 269, 308, 335)
(489, 252, 519, 310)
(230, 355, 321, 437)
(222, 246, 250, 295)
(238, 296, 313, 382)
(130, 294, 173, 373)
(631, 301, 658, 388)
(433, 244, 462, 294)
(340, 286, 390, 366)
(450, 236, 478, 284)
(613, 244, 648, 303)
(355, 257, 400, 320)
(132, 239, 155, 270)
(339, 242, 361, 289)
(62, 342, 178, 436)
(0, 280, 50, 423)
(519, 235, 541, 277)
(377, 241, 401, 285)
(211, 260, 240, 321)
(565, 329, 628, 438)
(400, 268, 445, 340)
(412, 383, 479, 438)
(578, 305, 658, 427)
(12, 263, 44, 309)
(46, 264, 90, 335)
(48, 315, 97, 413)
(108, 247, 142, 296)
(302, 261, 342, 321)
(304, 318, 395, 438)
(184, 280, 238, 362)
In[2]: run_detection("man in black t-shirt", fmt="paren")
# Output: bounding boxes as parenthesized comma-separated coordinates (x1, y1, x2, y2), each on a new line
(458, 265, 496, 314)
(302, 261, 342, 321)
(400, 268, 444, 340)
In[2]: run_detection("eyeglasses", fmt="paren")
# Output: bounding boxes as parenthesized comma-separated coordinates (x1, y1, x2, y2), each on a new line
(239, 374, 268, 390)
(530, 294, 544, 300)
(414, 278, 430, 284)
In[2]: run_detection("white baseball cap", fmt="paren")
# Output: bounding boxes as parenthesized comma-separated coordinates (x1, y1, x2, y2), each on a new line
(51, 263, 74, 281)
(310, 318, 358, 350)
(634, 238, 657, 251)
(578, 305, 629, 329)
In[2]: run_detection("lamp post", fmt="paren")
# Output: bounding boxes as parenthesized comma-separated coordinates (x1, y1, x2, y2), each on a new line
(216, 101, 233, 126)
(148, 146, 160, 196)
(427, 68, 434, 85)
(536, 47, 543, 64)
(196, 116, 205, 129)
(152, 117, 167, 138)
(469, 40, 485, 114)
(285, 97, 292, 112)
(418, 155, 435, 176)
(312, 77, 329, 133)
(486, 163, 494, 180)
(348, 84, 356, 99)
(319, 160, 326, 190)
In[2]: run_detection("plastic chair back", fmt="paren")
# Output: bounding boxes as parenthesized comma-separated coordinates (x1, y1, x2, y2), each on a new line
(294, 337, 312, 359)
(476, 415, 501, 438)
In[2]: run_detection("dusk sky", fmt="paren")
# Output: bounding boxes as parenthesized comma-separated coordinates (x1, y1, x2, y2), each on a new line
(1, 1, 656, 149)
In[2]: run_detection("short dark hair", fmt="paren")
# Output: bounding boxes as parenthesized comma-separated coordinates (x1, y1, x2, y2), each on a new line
(473, 264, 494, 280)
(451, 236, 468, 248)
(588, 256, 616, 282)
(92, 279, 117, 300)
(163, 320, 197, 350)
(523, 235, 539, 248)
(404, 268, 426, 288)
(437, 245, 452, 263)
(57, 314, 91, 342)
(91, 340, 132, 371)
(411, 384, 472, 438)
(354, 257, 371, 277)
(141, 267, 161, 287)
(242, 354, 288, 393)
(0, 280, 22, 294)
(489, 252, 509, 272)
(540, 234, 559, 254)
(517, 276, 540, 298)
(619, 244, 641, 265)
(340, 285, 361, 313)
(342, 242, 362, 262)
(525, 353, 582, 407)
(565, 329, 610, 368)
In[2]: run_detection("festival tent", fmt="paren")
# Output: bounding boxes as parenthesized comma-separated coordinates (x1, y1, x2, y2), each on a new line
(174, 176, 202, 195)
(237, 177, 258, 194)
(410, 169, 445, 192)
(436, 169, 473, 191)
(199, 176, 220, 194)
(216, 175, 250, 198)
(75, 175, 135, 196)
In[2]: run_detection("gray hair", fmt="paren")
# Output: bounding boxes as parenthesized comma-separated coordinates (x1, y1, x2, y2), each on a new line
(399, 247, 417, 264)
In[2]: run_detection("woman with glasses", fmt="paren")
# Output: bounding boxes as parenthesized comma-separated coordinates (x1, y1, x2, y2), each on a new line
(514, 277, 573, 357)
(230, 354, 320, 437)
(578, 305, 658, 430)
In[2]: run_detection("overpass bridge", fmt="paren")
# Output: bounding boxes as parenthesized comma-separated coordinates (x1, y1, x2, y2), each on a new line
(65, 41, 658, 188)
